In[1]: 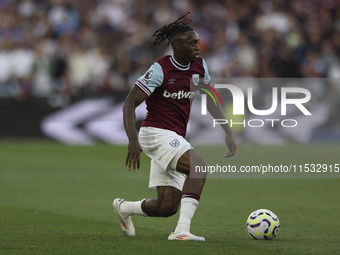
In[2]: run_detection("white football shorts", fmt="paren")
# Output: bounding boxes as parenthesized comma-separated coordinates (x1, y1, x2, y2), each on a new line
(138, 126, 192, 191)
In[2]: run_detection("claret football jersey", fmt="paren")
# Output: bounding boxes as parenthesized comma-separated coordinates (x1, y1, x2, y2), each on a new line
(135, 55, 211, 138)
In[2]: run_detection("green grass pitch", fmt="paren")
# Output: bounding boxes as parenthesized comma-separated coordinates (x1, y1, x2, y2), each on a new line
(0, 140, 339, 255)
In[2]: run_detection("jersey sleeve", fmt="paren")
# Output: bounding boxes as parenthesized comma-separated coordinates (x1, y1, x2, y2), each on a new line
(202, 59, 211, 84)
(135, 62, 164, 96)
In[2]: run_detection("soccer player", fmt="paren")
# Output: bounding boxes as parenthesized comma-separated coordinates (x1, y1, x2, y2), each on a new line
(113, 13, 236, 241)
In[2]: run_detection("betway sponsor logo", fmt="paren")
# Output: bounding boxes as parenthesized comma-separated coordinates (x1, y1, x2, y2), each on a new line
(163, 89, 196, 99)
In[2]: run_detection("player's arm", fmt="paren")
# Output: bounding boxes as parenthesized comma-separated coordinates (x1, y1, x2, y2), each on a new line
(124, 62, 163, 170)
(204, 91, 237, 157)
(200, 59, 236, 157)
(123, 86, 148, 171)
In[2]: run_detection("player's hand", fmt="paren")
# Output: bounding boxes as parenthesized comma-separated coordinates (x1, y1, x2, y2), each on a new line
(224, 134, 236, 158)
(125, 138, 142, 172)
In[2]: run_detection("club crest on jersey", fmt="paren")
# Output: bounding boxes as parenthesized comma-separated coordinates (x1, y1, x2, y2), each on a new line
(169, 139, 180, 147)
(192, 74, 200, 86)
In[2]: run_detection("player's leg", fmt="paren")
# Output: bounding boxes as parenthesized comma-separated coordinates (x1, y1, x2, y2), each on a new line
(168, 149, 207, 241)
(114, 163, 183, 221)
(177, 149, 207, 194)
(113, 186, 181, 237)
(113, 157, 184, 236)
(142, 186, 182, 217)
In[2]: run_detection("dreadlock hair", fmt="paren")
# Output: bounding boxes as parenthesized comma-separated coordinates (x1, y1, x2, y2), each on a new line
(151, 12, 193, 48)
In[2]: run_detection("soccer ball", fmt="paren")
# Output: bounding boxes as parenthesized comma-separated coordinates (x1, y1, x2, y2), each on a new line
(246, 209, 280, 240)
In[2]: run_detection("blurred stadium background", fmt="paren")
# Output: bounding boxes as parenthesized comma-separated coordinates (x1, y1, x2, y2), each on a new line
(0, 0, 339, 144)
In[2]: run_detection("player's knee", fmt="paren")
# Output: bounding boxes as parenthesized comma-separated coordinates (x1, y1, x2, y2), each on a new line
(158, 202, 179, 217)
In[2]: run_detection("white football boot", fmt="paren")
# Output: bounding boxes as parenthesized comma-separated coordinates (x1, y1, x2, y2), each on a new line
(113, 198, 136, 236)
(168, 230, 205, 241)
